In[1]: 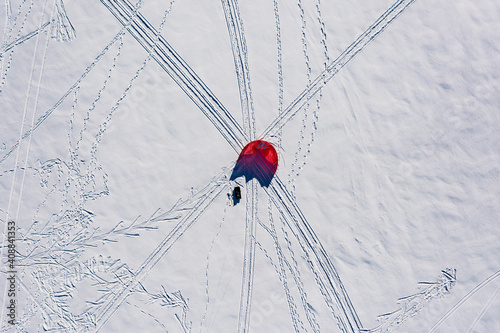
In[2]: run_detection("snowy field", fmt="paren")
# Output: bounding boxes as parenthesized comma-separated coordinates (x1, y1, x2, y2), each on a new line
(1, 0, 499, 332)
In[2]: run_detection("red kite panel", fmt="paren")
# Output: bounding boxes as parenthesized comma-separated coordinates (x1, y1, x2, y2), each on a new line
(230, 140, 278, 187)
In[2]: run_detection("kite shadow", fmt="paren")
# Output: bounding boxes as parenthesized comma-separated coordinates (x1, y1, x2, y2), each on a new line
(230, 154, 276, 187)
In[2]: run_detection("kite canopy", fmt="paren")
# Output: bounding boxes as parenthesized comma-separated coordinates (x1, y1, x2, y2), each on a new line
(230, 140, 278, 187)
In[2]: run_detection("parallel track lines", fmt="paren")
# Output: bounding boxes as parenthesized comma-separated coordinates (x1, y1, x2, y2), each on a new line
(100, 0, 248, 153)
(221, 0, 255, 140)
(94, 0, 419, 331)
(265, 176, 362, 333)
(238, 179, 258, 333)
(261, 0, 417, 139)
(220, 2, 258, 331)
(95, 173, 229, 332)
(427, 269, 500, 333)
(0, 27, 126, 165)
(2, 20, 50, 53)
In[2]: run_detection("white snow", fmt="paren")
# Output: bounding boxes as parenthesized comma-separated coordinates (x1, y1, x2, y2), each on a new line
(1, 0, 499, 332)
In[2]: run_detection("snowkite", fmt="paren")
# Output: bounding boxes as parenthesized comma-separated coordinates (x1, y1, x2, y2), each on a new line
(230, 140, 278, 187)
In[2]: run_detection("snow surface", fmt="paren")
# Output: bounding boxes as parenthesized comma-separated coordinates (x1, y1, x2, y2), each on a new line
(1, 0, 499, 332)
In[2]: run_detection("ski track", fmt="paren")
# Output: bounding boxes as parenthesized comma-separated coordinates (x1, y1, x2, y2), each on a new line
(288, 0, 310, 198)
(261, 0, 418, 139)
(221, 0, 255, 140)
(15, 0, 53, 226)
(0, 23, 129, 165)
(266, 197, 312, 333)
(125, 300, 169, 332)
(282, 202, 323, 333)
(2, 1, 176, 329)
(427, 269, 500, 333)
(281, 211, 305, 326)
(279, 195, 347, 333)
(369, 269, 457, 333)
(266, 175, 362, 333)
(101, 0, 248, 154)
(0, 0, 51, 323)
(51, 0, 76, 43)
(94, 170, 230, 331)
(257, 202, 316, 333)
(238, 179, 258, 333)
(466, 281, 500, 333)
(0, 0, 440, 331)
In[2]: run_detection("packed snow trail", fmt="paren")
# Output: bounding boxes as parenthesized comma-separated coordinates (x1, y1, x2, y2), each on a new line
(265, 176, 362, 333)
(238, 179, 258, 333)
(221, 0, 256, 140)
(101, 0, 248, 153)
(96, 0, 417, 332)
(2, 21, 50, 52)
(221, 2, 259, 328)
(261, 0, 417, 139)
(467, 282, 500, 333)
